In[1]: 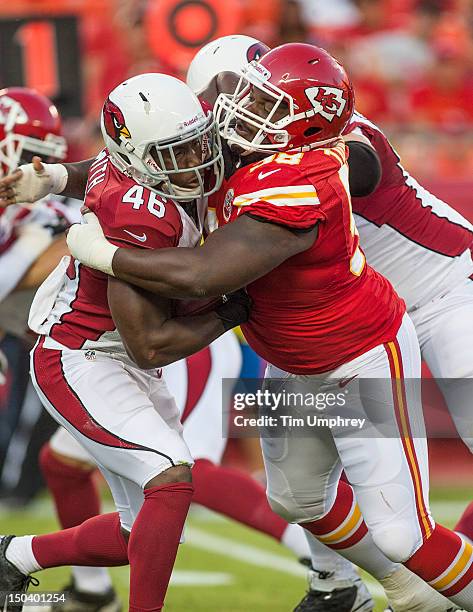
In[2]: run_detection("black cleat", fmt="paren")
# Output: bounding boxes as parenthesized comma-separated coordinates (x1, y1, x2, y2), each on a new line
(384, 608, 462, 611)
(294, 567, 373, 612)
(51, 580, 122, 612)
(0, 536, 39, 611)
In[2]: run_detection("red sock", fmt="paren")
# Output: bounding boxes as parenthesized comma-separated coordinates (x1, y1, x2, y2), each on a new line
(128, 482, 193, 612)
(192, 458, 287, 540)
(303, 480, 368, 549)
(405, 524, 473, 601)
(32, 513, 128, 568)
(455, 501, 473, 541)
(39, 443, 100, 529)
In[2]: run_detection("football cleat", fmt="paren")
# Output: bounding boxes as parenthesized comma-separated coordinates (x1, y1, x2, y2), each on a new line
(0, 535, 39, 611)
(381, 565, 463, 611)
(294, 568, 373, 612)
(385, 608, 463, 612)
(51, 580, 122, 612)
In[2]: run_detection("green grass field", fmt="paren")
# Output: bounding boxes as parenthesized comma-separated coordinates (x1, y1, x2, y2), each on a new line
(0, 486, 470, 611)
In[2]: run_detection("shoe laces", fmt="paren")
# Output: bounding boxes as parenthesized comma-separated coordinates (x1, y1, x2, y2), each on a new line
(313, 569, 335, 581)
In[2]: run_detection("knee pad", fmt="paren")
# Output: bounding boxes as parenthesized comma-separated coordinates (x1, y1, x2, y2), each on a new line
(118, 509, 135, 533)
(49, 427, 94, 465)
(371, 520, 421, 563)
(266, 491, 326, 524)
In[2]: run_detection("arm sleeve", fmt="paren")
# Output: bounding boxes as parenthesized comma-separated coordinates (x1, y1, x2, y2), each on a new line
(347, 141, 382, 197)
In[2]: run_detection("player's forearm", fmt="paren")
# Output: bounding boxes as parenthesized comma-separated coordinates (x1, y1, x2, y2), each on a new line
(110, 275, 232, 369)
(112, 247, 236, 299)
(132, 312, 225, 368)
(68, 210, 316, 298)
(63, 159, 95, 199)
(0, 157, 95, 207)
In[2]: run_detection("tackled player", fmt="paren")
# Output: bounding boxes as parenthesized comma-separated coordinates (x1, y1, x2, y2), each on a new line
(0, 73, 250, 612)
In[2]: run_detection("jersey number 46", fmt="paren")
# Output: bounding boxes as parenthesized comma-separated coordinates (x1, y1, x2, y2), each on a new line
(122, 185, 166, 219)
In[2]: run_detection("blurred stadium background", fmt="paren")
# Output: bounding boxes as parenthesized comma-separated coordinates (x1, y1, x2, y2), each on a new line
(1, 1, 473, 610)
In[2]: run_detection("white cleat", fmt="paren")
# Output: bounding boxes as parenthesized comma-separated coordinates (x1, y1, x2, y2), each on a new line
(381, 566, 462, 611)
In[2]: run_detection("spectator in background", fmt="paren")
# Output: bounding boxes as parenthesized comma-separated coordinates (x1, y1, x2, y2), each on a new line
(342, 1, 441, 123)
(69, 0, 178, 160)
(409, 47, 473, 127)
(434, 127, 473, 178)
(240, 0, 280, 45)
(4, 0, 473, 199)
(297, 0, 360, 40)
(294, 0, 473, 182)
(408, 15, 473, 128)
(277, 0, 309, 43)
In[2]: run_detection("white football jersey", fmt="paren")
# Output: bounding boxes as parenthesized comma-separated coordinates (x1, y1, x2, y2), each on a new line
(346, 112, 473, 311)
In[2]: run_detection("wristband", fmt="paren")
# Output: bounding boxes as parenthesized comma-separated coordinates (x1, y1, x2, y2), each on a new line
(14, 163, 68, 203)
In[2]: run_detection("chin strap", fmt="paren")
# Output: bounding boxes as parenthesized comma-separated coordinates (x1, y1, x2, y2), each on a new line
(290, 137, 343, 154)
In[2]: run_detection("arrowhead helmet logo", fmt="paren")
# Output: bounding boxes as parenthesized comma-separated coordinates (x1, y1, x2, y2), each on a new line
(0, 96, 28, 130)
(305, 86, 347, 122)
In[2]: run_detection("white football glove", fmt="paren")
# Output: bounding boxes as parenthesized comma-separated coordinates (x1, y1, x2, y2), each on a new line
(11, 161, 68, 204)
(67, 212, 117, 276)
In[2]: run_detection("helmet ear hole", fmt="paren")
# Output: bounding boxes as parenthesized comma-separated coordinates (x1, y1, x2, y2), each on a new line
(304, 127, 322, 138)
(118, 152, 130, 165)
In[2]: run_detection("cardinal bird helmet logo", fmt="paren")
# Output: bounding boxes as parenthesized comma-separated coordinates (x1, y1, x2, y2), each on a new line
(103, 98, 131, 145)
(247, 42, 270, 63)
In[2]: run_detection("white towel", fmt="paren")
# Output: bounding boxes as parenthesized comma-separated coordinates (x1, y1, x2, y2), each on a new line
(28, 255, 70, 334)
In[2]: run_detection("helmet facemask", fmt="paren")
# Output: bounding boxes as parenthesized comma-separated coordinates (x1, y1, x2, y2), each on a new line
(0, 98, 66, 177)
(109, 112, 224, 201)
(214, 61, 296, 153)
(215, 60, 345, 154)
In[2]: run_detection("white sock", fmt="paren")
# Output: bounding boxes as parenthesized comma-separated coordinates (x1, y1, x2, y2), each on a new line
(5, 536, 42, 575)
(72, 566, 113, 594)
(281, 524, 311, 559)
(306, 532, 361, 585)
(305, 529, 398, 581)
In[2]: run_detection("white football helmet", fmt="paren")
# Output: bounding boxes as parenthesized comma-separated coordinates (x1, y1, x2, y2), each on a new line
(101, 73, 224, 201)
(186, 35, 270, 96)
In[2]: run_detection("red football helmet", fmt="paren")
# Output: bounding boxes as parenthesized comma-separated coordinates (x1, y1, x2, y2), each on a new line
(214, 43, 354, 152)
(0, 87, 67, 177)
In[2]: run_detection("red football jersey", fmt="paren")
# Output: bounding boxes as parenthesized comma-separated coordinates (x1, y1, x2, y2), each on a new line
(214, 140, 405, 374)
(45, 150, 205, 356)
